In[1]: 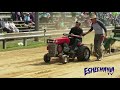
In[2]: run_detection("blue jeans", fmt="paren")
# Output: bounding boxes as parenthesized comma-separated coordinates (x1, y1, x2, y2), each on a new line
(70, 38, 82, 50)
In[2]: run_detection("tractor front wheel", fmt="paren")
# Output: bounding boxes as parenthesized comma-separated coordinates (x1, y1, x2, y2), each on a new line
(44, 53, 51, 63)
(59, 55, 69, 64)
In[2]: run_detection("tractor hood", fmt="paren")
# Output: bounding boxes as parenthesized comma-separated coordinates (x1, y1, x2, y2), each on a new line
(54, 36, 70, 44)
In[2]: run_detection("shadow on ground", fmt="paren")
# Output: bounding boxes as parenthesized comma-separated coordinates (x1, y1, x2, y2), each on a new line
(29, 58, 96, 66)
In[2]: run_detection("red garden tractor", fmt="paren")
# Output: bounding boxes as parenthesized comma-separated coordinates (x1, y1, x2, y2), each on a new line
(44, 33, 90, 64)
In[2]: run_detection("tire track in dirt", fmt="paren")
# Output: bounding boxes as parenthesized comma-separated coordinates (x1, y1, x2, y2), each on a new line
(12, 57, 120, 78)
(0, 47, 120, 78)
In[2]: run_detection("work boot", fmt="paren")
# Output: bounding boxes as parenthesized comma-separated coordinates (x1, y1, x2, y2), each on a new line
(95, 56, 103, 61)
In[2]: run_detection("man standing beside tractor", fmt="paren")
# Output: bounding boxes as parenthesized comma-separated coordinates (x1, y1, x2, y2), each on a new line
(83, 14, 107, 61)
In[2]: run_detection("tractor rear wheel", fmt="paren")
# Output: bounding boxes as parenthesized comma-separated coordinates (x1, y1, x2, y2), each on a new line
(77, 46, 90, 61)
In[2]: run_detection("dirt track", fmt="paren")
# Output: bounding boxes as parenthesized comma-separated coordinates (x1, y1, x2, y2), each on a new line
(0, 46, 120, 78)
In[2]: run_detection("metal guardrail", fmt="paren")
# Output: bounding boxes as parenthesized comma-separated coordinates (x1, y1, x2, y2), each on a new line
(0, 27, 114, 49)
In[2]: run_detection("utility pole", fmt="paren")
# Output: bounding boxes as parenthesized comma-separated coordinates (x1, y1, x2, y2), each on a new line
(34, 12, 39, 41)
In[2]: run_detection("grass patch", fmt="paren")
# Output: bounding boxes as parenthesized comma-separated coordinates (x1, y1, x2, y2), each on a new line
(0, 38, 47, 52)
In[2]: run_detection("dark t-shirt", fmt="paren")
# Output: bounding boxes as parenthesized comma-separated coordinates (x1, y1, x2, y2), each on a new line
(69, 27, 83, 45)
(69, 27, 83, 36)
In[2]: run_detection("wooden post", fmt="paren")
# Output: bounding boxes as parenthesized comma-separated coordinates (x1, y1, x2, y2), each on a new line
(3, 40, 6, 49)
(0, 28, 2, 33)
(44, 29, 46, 43)
(23, 38, 27, 46)
(34, 12, 39, 41)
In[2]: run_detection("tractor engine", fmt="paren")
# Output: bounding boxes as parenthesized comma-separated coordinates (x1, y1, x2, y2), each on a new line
(47, 37, 70, 57)
(63, 43, 70, 53)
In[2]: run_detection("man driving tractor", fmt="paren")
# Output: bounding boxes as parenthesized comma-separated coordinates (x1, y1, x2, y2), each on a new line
(69, 21, 84, 53)
(44, 21, 91, 64)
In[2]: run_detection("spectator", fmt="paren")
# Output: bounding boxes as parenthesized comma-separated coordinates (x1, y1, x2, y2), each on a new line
(24, 13, 31, 24)
(9, 19, 19, 33)
(47, 12, 51, 23)
(75, 16, 78, 22)
(2, 20, 13, 33)
(48, 12, 53, 23)
(0, 18, 3, 33)
(20, 12, 24, 21)
(44, 12, 51, 23)
(30, 12, 35, 22)
(11, 12, 16, 21)
(117, 14, 120, 25)
(60, 19, 65, 29)
(15, 12, 21, 21)
(0, 18, 3, 28)
(61, 12, 66, 21)
(109, 13, 114, 25)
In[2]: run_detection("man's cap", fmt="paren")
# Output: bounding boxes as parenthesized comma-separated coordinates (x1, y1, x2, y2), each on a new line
(26, 12, 29, 14)
(90, 14, 97, 19)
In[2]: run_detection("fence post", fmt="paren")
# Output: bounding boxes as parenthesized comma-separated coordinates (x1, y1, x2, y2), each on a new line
(3, 40, 6, 49)
(44, 29, 46, 43)
(23, 38, 27, 46)
(34, 12, 39, 41)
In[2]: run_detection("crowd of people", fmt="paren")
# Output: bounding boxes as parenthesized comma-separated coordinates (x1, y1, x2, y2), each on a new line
(11, 12, 35, 25)
(72, 12, 120, 27)
(39, 12, 51, 23)
(1, 12, 120, 33)
(0, 12, 36, 33)
(97, 12, 120, 26)
(38, 12, 120, 29)
(10, 12, 120, 26)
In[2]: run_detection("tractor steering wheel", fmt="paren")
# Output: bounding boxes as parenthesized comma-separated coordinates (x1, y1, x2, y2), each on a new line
(63, 33, 82, 38)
